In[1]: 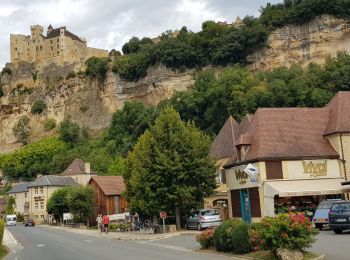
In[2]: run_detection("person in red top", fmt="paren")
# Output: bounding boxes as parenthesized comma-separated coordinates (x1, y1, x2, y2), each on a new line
(102, 214, 110, 234)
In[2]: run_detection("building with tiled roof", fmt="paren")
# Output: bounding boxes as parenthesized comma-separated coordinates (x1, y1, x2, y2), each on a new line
(212, 92, 350, 222)
(7, 182, 31, 217)
(28, 175, 77, 223)
(10, 24, 108, 66)
(57, 158, 97, 185)
(89, 176, 128, 216)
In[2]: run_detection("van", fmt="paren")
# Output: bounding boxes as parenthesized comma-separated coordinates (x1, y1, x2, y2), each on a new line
(6, 214, 17, 226)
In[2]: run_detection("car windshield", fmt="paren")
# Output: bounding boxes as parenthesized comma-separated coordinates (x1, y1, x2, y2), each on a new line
(201, 210, 219, 216)
(331, 203, 350, 212)
(318, 201, 337, 209)
(6, 217, 16, 221)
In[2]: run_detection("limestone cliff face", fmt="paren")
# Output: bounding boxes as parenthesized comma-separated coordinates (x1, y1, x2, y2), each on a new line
(0, 63, 194, 153)
(248, 15, 350, 71)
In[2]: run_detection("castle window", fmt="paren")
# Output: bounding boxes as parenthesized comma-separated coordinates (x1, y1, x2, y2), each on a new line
(50, 39, 53, 44)
(28, 42, 29, 46)
(57, 38, 59, 43)
(15, 47, 17, 51)
(51, 46, 53, 51)
(57, 44, 59, 49)
(40, 46, 43, 51)
(57, 51, 59, 54)
(36, 46, 39, 51)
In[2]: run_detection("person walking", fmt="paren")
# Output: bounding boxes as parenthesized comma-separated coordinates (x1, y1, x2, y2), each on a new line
(102, 214, 110, 234)
(96, 214, 103, 235)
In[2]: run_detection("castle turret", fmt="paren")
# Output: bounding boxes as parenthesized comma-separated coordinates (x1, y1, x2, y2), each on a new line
(30, 24, 43, 39)
(47, 24, 53, 35)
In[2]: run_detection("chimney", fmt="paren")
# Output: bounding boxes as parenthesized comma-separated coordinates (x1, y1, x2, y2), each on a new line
(85, 162, 91, 174)
(36, 174, 43, 179)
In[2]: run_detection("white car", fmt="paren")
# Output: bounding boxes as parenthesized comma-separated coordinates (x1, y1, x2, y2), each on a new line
(6, 214, 17, 226)
(186, 209, 222, 230)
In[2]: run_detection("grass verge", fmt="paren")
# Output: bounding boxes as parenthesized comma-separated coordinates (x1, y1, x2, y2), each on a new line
(0, 245, 8, 259)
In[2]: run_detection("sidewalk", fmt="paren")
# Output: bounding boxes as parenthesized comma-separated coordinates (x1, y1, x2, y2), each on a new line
(38, 224, 200, 240)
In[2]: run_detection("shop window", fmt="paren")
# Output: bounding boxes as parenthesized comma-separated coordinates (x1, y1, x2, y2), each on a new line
(265, 161, 283, 180)
(35, 188, 38, 194)
(114, 196, 120, 214)
(230, 190, 242, 218)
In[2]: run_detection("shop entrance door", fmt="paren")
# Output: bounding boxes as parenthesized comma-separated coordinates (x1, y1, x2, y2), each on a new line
(240, 189, 252, 223)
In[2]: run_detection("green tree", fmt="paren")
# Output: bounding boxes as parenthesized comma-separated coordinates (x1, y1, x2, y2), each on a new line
(47, 187, 70, 222)
(59, 119, 80, 147)
(67, 186, 96, 224)
(6, 196, 15, 214)
(85, 57, 109, 81)
(12, 115, 31, 144)
(125, 107, 217, 230)
(107, 156, 126, 176)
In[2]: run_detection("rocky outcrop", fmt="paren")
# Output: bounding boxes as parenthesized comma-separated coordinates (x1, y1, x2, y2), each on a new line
(0, 63, 195, 153)
(248, 15, 350, 71)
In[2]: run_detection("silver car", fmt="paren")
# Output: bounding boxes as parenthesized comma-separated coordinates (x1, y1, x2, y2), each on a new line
(186, 209, 222, 230)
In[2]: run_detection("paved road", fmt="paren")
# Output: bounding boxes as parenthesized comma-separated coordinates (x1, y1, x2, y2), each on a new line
(310, 229, 350, 260)
(5, 225, 229, 260)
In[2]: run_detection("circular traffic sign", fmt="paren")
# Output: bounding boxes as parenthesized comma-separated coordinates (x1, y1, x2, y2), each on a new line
(160, 211, 167, 219)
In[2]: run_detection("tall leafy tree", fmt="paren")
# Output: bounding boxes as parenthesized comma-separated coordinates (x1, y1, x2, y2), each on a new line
(6, 196, 15, 214)
(47, 187, 70, 222)
(125, 107, 217, 230)
(67, 186, 96, 224)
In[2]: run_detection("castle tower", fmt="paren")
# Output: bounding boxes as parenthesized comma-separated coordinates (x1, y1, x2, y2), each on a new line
(47, 24, 53, 35)
(30, 24, 43, 39)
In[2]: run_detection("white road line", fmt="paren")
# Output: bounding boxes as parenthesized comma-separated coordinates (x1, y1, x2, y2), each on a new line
(140, 242, 192, 252)
(84, 240, 93, 243)
(36, 244, 45, 247)
(6, 229, 18, 245)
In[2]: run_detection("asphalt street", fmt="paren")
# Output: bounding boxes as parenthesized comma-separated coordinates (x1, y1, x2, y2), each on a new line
(5, 225, 229, 260)
(310, 229, 350, 260)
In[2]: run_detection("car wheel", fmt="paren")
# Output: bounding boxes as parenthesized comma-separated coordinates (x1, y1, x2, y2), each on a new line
(197, 223, 202, 231)
(333, 229, 342, 234)
(315, 224, 323, 230)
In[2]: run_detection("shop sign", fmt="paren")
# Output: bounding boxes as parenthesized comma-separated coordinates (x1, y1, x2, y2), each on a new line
(226, 164, 259, 190)
(34, 196, 45, 201)
(286, 159, 341, 179)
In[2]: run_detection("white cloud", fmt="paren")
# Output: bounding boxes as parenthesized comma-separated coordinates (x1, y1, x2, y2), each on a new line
(0, 0, 282, 68)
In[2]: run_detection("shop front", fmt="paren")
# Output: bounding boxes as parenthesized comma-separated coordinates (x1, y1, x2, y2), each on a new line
(226, 163, 262, 223)
(262, 159, 346, 217)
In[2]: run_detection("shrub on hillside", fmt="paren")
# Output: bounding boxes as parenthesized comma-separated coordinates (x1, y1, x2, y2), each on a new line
(85, 57, 109, 80)
(0, 84, 3, 98)
(44, 119, 56, 131)
(31, 99, 46, 114)
(196, 228, 215, 249)
(253, 213, 318, 253)
(213, 219, 251, 254)
(66, 71, 76, 80)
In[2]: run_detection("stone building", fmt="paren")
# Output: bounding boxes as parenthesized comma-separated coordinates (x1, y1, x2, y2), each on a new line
(7, 182, 31, 219)
(10, 24, 108, 67)
(28, 175, 77, 223)
(213, 92, 350, 222)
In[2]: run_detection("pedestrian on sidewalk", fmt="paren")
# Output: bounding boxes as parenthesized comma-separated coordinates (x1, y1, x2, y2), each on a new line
(96, 214, 103, 235)
(103, 214, 110, 234)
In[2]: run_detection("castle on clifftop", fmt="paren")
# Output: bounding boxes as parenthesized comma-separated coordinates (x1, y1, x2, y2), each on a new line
(10, 24, 108, 66)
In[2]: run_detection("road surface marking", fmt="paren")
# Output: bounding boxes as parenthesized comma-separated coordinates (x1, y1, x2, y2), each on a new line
(140, 242, 192, 252)
(36, 244, 45, 247)
(6, 229, 18, 245)
(84, 240, 93, 243)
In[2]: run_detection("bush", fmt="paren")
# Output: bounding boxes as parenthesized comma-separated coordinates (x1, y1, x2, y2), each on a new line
(12, 115, 31, 144)
(59, 119, 80, 147)
(31, 99, 47, 114)
(85, 57, 109, 80)
(196, 228, 215, 248)
(44, 119, 56, 131)
(66, 71, 76, 80)
(213, 219, 251, 254)
(254, 213, 319, 253)
(109, 223, 130, 231)
(16, 213, 24, 223)
(0, 219, 4, 245)
(1, 67, 12, 76)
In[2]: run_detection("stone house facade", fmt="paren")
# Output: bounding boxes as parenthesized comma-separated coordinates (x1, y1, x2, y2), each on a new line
(7, 182, 31, 218)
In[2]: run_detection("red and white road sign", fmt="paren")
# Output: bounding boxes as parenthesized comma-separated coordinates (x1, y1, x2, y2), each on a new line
(160, 211, 167, 219)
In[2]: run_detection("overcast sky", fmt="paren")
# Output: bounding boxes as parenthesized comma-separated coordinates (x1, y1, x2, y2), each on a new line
(0, 0, 281, 68)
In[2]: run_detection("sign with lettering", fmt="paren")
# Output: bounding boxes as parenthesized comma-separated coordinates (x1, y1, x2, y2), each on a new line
(226, 164, 260, 190)
(287, 159, 341, 179)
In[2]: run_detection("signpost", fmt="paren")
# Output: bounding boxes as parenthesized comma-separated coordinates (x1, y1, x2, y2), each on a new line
(160, 211, 167, 235)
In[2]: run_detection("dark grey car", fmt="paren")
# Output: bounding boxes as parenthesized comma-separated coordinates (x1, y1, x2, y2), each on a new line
(185, 209, 222, 231)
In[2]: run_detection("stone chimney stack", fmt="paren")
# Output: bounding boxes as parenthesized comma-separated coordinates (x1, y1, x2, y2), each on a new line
(85, 162, 91, 174)
(36, 174, 43, 179)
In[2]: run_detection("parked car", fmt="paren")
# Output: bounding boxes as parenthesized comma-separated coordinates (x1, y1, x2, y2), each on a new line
(312, 199, 341, 230)
(24, 219, 35, 227)
(185, 209, 222, 231)
(329, 201, 350, 234)
(5, 214, 17, 226)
